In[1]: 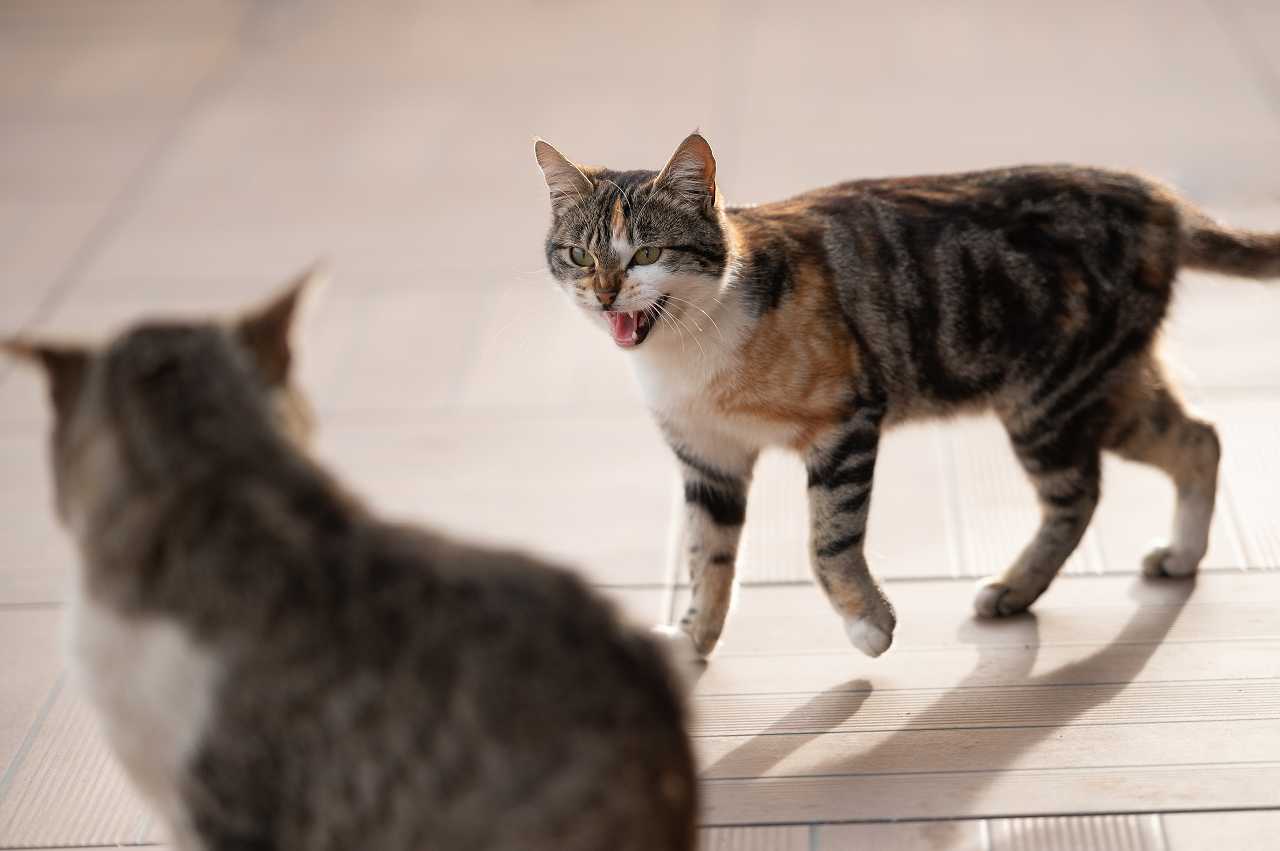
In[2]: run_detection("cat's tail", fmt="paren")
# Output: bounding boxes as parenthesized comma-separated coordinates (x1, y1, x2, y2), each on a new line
(1179, 205, 1280, 279)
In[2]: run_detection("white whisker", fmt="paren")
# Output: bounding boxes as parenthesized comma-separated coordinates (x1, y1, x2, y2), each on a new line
(653, 299, 705, 359)
(661, 293, 724, 342)
(650, 299, 687, 355)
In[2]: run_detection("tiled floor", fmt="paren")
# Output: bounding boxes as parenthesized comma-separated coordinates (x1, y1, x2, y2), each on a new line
(2, 1, 1279, 848)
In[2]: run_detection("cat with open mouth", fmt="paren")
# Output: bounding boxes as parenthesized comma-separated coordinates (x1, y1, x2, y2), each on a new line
(535, 131, 1277, 661)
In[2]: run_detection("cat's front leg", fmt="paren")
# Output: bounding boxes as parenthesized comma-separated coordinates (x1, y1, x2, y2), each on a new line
(804, 407, 896, 657)
(667, 439, 756, 658)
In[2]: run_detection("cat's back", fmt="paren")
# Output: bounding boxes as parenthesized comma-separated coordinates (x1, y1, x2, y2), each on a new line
(720, 164, 1182, 413)
(178, 501, 697, 851)
(736, 164, 1178, 238)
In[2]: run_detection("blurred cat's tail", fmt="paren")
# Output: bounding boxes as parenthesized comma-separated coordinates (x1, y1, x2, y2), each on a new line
(1179, 205, 1280, 279)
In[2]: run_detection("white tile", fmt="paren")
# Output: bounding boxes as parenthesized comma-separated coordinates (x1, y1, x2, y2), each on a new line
(818, 821, 985, 851)
(1163, 809, 1280, 851)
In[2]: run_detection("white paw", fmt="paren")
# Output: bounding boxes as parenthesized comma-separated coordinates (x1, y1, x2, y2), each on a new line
(973, 578, 1035, 618)
(844, 616, 892, 658)
(650, 625, 705, 690)
(1142, 542, 1200, 578)
(974, 580, 1011, 618)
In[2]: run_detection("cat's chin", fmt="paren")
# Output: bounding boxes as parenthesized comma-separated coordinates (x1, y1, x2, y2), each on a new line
(602, 294, 669, 349)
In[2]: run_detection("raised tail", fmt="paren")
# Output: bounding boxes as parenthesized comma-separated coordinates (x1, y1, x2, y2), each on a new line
(1180, 205, 1280, 279)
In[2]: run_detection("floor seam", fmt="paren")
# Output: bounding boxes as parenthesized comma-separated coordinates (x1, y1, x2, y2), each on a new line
(700, 804, 1280, 830)
(0, 3, 262, 387)
(703, 757, 1280, 784)
(0, 673, 65, 808)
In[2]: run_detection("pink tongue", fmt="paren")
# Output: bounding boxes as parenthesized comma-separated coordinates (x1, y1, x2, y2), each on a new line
(606, 311, 639, 345)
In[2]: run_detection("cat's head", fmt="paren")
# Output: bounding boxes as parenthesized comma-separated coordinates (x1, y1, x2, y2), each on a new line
(2, 268, 321, 530)
(534, 132, 729, 350)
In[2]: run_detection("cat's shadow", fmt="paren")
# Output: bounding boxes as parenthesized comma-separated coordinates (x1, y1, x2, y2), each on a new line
(703, 575, 1196, 828)
(702, 677, 875, 780)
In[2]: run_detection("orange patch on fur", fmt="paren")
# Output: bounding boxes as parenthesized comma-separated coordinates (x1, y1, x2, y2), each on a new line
(711, 259, 858, 449)
(1059, 269, 1090, 334)
(1101, 351, 1216, 484)
(611, 197, 626, 241)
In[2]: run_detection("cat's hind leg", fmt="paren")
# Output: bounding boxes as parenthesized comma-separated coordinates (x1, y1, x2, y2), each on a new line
(805, 403, 896, 657)
(1103, 357, 1220, 577)
(977, 413, 1103, 617)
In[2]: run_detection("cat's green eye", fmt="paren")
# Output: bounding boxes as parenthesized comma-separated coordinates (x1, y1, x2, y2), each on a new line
(632, 247, 663, 266)
(568, 246, 594, 267)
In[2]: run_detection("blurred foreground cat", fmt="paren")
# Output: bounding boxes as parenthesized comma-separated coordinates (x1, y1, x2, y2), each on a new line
(535, 132, 1279, 659)
(3, 271, 696, 851)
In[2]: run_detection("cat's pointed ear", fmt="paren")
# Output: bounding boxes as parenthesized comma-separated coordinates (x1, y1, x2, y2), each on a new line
(236, 264, 326, 385)
(2, 338, 92, 421)
(534, 138, 594, 215)
(656, 132, 718, 210)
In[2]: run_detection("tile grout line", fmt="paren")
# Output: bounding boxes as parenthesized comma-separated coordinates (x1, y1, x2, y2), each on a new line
(703, 756, 1280, 785)
(697, 715, 1280, 744)
(702, 804, 1280, 831)
(0, 672, 65, 809)
(706, 635, 1280, 663)
(0, 602, 64, 613)
(0, 3, 264, 388)
(131, 809, 155, 846)
(0, 839, 161, 844)
(694, 674, 1280, 700)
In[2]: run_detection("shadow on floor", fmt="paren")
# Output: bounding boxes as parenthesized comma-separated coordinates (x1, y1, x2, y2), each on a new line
(702, 677, 875, 778)
(701, 575, 1196, 843)
(821, 575, 1197, 822)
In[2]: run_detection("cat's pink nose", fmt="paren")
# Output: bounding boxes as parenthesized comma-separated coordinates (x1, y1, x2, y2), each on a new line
(597, 289, 619, 307)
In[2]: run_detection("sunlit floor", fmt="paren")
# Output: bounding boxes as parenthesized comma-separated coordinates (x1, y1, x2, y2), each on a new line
(2, 1, 1280, 849)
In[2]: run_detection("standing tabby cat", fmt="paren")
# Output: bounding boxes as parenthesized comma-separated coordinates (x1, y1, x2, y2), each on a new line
(535, 132, 1278, 659)
(3, 272, 696, 851)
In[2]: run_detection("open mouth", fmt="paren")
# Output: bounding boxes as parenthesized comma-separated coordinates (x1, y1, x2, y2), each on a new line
(604, 294, 669, 349)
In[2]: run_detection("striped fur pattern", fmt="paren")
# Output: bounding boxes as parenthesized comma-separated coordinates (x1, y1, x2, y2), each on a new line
(536, 133, 1277, 658)
(3, 273, 697, 851)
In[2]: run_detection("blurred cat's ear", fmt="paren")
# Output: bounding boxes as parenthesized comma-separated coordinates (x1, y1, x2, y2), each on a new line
(236, 264, 326, 385)
(656, 132, 718, 210)
(534, 138, 594, 215)
(2, 338, 92, 421)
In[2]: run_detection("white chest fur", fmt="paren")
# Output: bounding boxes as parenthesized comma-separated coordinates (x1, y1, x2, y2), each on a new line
(69, 587, 219, 842)
(630, 328, 803, 456)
